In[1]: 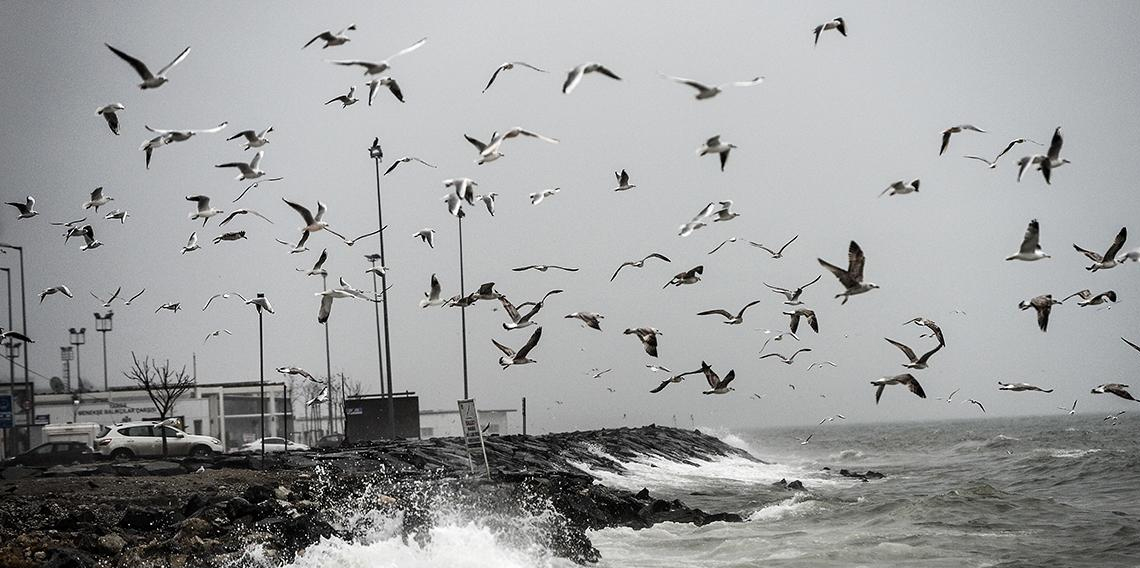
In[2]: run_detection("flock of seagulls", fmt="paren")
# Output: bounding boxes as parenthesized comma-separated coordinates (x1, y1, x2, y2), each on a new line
(0, 13, 1134, 447)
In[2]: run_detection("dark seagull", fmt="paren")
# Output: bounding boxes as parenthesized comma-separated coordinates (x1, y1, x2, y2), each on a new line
(818, 241, 879, 304)
(871, 373, 926, 404)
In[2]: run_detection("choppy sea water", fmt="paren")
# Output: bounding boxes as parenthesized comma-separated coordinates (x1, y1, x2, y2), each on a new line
(265, 414, 1140, 567)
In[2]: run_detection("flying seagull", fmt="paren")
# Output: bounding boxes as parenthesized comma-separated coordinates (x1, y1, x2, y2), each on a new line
(624, 327, 662, 358)
(513, 264, 579, 273)
(664, 265, 704, 288)
(660, 73, 764, 100)
(611, 253, 671, 281)
(215, 151, 267, 181)
(871, 373, 926, 404)
(565, 312, 604, 330)
(105, 43, 191, 89)
(6, 196, 37, 220)
(1061, 289, 1117, 307)
(123, 289, 145, 306)
(327, 36, 427, 75)
(341, 227, 385, 247)
(702, 367, 737, 395)
(764, 275, 822, 306)
(1073, 227, 1127, 272)
(384, 157, 436, 176)
(466, 127, 559, 165)
(0, 329, 34, 344)
(276, 366, 316, 382)
(233, 177, 285, 203)
(613, 169, 636, 191)
(1122, 337, 1140, 355)
(813, 17, 847, 45)
(936, 388, 960, 403)
(1016, 127, 1069, 184)
(297, 248, 328, 277)
(940, 124, 986, 156)
(649, 367, 703, 394)
(203, 329, 232, 343)
(492, 326, 543, 369)
(303, 24, 356, 49)
(818, 241, 879, 304)
(808, 361, 837, 371)
(698, 300, 763, 325)
(760, 348, 812, 365)
(226, 126, 273, 150)
(317, 278, 379, 323)
(783, 309, 819, 334)
(186, 195, 224, 226)
(696, 135, 737, 171)
(1018, 294, 1062, 332)
(283, 198, 346, 241)
(966, 399, 986, 413)
(95, 103, 125, 135)
(884, 338, 943, 370)
(83, 187, 113, 212)
(751, 235, 799, 259)
(38, 286, 73, 303)
(90, 287, 121, 307)
(483, 61, 548, 93)
(880, 179, 920, 197)
(155, 302, 182, 314)
(562, 62, 622, 94)
(202, 291, 249, 311)
(366, 77, 404, 104)
(420, 274, 445, 308)
(145, 122, 228, 143)
(903, 317, 946, 345)
(104, 209, 129, 223)
(219, 209, 272, 227)
(997, 381, 1053, 393)
(77, 225, 103, 251)
(324, 86, 358, 107)
(529, 187, 560, 205)
(181, 232, 200, 254)
(1091, 383, 1138, 402)
(307, 386, 329, 407)
(1058, 400, 1078, 415)
(413, 228, 435, 248)
(1006, 219, 1050, 261)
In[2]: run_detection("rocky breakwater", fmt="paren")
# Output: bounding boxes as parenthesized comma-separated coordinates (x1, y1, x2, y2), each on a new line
(0, 425, 760, 566)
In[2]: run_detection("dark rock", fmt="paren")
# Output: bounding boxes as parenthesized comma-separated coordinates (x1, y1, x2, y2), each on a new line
(243, 484, 275, 504)
(118, 505, 168, 531)
(787, 480, 805, 491)
(95, 533, 126, 555)
(635, 487, 650, 500)
(1, 465, 41, 480)
(140, 461, 185, 476)
(224, 496, 256, 520)
(43, 464, 101, 478)
(182, 493, 209, 517)
(42, 547, 94, 568)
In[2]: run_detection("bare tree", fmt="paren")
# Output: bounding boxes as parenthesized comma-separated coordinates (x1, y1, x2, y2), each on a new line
(339, 374, 363, 443)
(123, 352, 195, 456)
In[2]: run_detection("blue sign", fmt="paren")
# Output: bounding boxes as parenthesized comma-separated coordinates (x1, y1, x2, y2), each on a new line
(0, 395, 12, 428)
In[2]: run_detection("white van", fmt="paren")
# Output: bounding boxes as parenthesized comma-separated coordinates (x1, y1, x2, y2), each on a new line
(43, 422, 104, 447)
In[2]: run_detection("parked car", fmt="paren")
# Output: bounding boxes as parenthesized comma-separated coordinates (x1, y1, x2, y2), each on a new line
(233, 438, 310, 453)
(315, 433, 345, 449)
(4, 441, 95, 467)
(94, 422, 223, 459)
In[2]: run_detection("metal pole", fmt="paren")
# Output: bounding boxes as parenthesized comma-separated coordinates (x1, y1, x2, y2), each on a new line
(2, 268, 11, 455)
(322, 274, 333, 436)
(73, 342, 80, 393)
(522, 397, 527, 436)
(100, 331, 108, 391)
(283, 383, 288, 456)
(368, 257, 385, 398)
(370, 145, 397, 439)
(340, 372, 348, 442)
(459, 214, 469, 399)
(257, 294, 265, 464)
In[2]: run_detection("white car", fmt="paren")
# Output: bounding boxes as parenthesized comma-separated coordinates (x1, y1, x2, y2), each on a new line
(95, 422, 224, 459)
(234, 437, 310, 453)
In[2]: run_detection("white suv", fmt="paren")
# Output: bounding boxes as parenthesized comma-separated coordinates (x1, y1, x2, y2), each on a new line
(95, 422, 223, 459)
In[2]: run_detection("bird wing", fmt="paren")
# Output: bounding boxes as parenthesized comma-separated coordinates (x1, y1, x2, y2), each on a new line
(491, 339, 515, 357)
(1061, 289, 1091, 303)
(940, 130, 952, 156)
(884, 338, 918, 362)
(562, 65, 585, 94)
(218, 211, 241, 226)
(847, 241, 866, 281)
(387, 36, 427, 61)
(105, 44, 154, 80)
(1072, 244, 1102, 262)
(874, 384, 885, 404)
(719, 151, 730, 171)
(649, 380, 672, 394)
(1020, 220, 1042, 254)
(1123, 337, 1140, 354)
(917, 342, 943, 364)
(317, 294, 334, 323)
(662, 74, 712, 94)
(428, 274, 441, 300)
(1104, 227, 1128, 261)
(483, 65, 508, 92)
(738, 300, 763, 318)
(1046, 127, 1063, 161)
(610, 262, 634, 281)
(1035, 303, 1052, 332)
(155, 46, 191, 76)
(901, 374, 926, 398)
(227, 130, 256, 142)
(464, 134, 488, 152)
(593, 64, 621, 80)
(303, 31, 333, 49)
(282, 198, 316, 225)
(512, 61, 546, 72)
(818, 258, 856, 289)
(515, 327, 543, 358)
(697, 309, 733, 320)
(312, 248, 328, 271)
(728, 76, 764, 88)
(718, 370, 737, 389)
(512, 128, 559, 144)
(972, 400, 986, 413)
(385, 78, 405, 102)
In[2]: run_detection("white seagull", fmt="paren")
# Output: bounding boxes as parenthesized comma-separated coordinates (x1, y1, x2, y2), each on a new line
(611, 253, 671, 281)
(83, 187, 113, 212)
(813, 17, 847, 45)
(95, 103, 125, 135)
(466, 127, 559, 165)
(562, 62, 622, 94)
(226, 127, 273, 150)
(492, 327, 543, 369)
(283, 198, 346, 240)
(783, 309, 819, 334)
(871, 373, 926, 404)
(303, 25, 357, 49)
(697, 300, 763, 325)
(297, 249, 328, 277)
(1073, 227, 1127, 272)
(327, 36, 428, 75)
(940, 124, 986, 156)
(413, 228, 436, 248)
(6, 196, 37, 219)
(203, 329, 232, 343)
(218, 209, 273, 227)
(1061, 289, 1117, 307)
(366, 77, 404, 104)
(1006, 219, 1050, 261)
(38, 286, 73, 303)
(384, 156, 437, 176)
(661, 73, 764, 100)
(77, 225, 103, 251)
(483, 61, 548, 93)
(764, 275, 822, 306)
(186, 195, 223, 226)
(624, 327, 662, 358)
(751, 235, 800, 259)
(997, 381, 1053, 393)
(701, 367, 737, 395)
(181, 232, 200, 254)
(613, 169, 636, 191)
(104, 209, 129, 223)
(90, 287, 121, 307)
(324, 86, 358, 107)
(696, 135, 737, 171)
(760, 348, 812, 365)
(420, 274, 445, 308)
(880, 179, 920, 197)
(215, 151, 266, 181)
(884, 338, 943, 370)
(1016, 127, 1069, 184)
(565, 312, 604, 331)
(818, 241, 879, 304)
(529, 187, 560, 205)
(105, 44, 191, 89)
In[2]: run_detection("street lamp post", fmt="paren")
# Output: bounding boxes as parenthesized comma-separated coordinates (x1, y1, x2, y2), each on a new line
(253, 293, 267, 464)
(365, 253, 386, 403)
(457, 213, 470, 400)
(68, 328, 86, 393)
(2, 340, 17, 456)
(320, 274, 333, 436)
(60, 347, 73, 391)
(93, 311, 113, 391)
(369, 138, 397, 438)
(0, 243, 30, 431)
(1, 267, 11, 454)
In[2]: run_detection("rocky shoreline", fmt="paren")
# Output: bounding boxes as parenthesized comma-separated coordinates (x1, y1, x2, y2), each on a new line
(0, 425, 762, 567)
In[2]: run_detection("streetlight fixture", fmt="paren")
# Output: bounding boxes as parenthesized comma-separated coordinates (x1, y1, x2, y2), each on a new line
(60, 346, 74, 390)
(0, 243, 30, 430)
(251, 293, 268, 464)
(68, 327, 86, 393)
(93, 311, 113, 391)
(368, 137, 397, 439)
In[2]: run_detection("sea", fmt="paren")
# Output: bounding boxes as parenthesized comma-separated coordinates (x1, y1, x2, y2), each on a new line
(260, 414, 1140, 568)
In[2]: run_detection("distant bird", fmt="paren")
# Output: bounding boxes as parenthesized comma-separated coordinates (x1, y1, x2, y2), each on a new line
(0, 329, 33, 344)
(467, 127, 559, 165)
(760, 348, 812, 365)
(203, 329, 232, 343)
(1006, 219, 1050, 261)
(444, 192, 465, 217)
(513, 264, 579, 273)
(664, 265, 704, 288)
(1018, 294, 1062, 332)
(1061, 289, 1117, 307)
(813, 17, 847, 45)
(871, 373, 926, 404)
(798, 433, 814, 445)
(751, 235, 800, 259)
(77, 225, 103, 251)
(341, 227, 385, 247)
(818, 241, 879, 304)
(1016, 127, 1068, 184)
(384, 156, 436, 176)
(696, 135, 737, 171)
(215, 151, 267, 182)
(1073, 227, 1127, 272)
(936, 388, 960, 403)
(613, 169, 636, 191)
(144, 122, 228, 143)
(611, 253, 671, 281)
(366, 77, 404, 104)
(303, 24, 357, 49)
(202, 291, 249, 311)
(83, 187, 113, 212)
(758, 330, 800, 353)
(529, 187, 560, 205)
(51, 217, 86, 228)
(104, 209, 129, 223)
(998, 381, 1053, 393)
(226, 126, 273, 150)
(155, 302, 182, 314)
(1058, 400, 1078, 415)
(413, 228, 436, 248)
(649, 368, 699, 394)
(307, 386, 329, 406)
(501, 291, 560, 329)
(808, 361, 837, 371)
(880, 179, 920, 197)
(1091, 383, 1138, 402)
(139, 134, 168, 169)
(90, 287, 121, 307)
(186, 195, 224, 226)
(275, 237, 309, 254)
(105, 43, 191, 89)
(276, 366, 316, 382)
(420, 274, 445, 308)
(646, 364, 672, 373)
(990, 137, 1042, 164)
(213, 231, 247, 244)
(38, 286, 72, 303)
(297, 249, 328, 277)
(219, 209, 272, 227)
(283, 198, 346, 241)
(492, 326, 543, 368)
(324, 85, 358, 107)
(966, 399, 986, 413)
(884, 338, 943, 370)
(784, 307, 820, 335)
(903, 317, 946, 345)
(562, 62, 622, 94)
(477, 193, 498, 216)
(963, 155, 1000, 169)
(940, 125, 986, 155)
(702, 367, 736, 395)
(327, 36, 427, 75)
(123, 289, 145, 306)
(589, 368, 613, 379)
(660, 73, 764, 100)
(565, 312, 604, 330)
(483, 61, 548, 93)
(96, 103, 125, 135)
(6, 196, 37, 219)
(233, 177, 285, 203)
(624, 327, 662, 357)
(698, 300, 763, 325)
(708, 237, 746, 255)
(1123, 337, 1140, 355)
(181, 232, 200, 254)
(1104, 411, 1126, 424)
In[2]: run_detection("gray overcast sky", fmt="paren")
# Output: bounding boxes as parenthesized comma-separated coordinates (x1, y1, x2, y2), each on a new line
(1, 1, 1138, 433)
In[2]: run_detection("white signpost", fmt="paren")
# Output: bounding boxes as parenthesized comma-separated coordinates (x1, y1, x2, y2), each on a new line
(457, 398, 490, 477)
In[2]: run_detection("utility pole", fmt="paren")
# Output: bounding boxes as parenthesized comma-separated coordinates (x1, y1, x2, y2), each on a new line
(369, 138, 397, 438)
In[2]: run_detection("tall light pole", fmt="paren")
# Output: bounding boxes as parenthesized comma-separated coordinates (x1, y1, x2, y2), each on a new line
(60, 347, 73, 392)
(2, 340, 17, 455)
(0, 243, 30, 430)
(457, 212, 470, 399)
(93, 311, 113, 391)
(1, 267, 11, 453)
(369, 137, 396, 438)
(253, 293, 267, 464)
(320, 274, 334, 436)
(68, 328, 86, 393)
(365, 252, 386, 402)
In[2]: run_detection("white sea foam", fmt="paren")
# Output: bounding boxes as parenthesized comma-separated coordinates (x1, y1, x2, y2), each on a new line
(747, 492, 820, 522)
(1046, 448, 1102, 459)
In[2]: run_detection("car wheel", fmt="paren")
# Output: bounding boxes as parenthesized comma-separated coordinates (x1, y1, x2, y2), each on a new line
(110, 448, 134, 461)
(189, 445, 212, 458)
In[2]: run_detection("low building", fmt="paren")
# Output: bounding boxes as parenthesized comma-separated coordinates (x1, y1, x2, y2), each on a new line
(418, 407, 516, 438)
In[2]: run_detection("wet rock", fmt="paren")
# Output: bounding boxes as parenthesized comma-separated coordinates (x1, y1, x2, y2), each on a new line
(118, 506, 168, 531)
(95, 534, 126, 555)
(1, 465, 40, 480)
(42, 547, 94, 568)
(786, 480, 805, 491)
(141, 461, 185, 476)
(242, 484, 275, 504)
